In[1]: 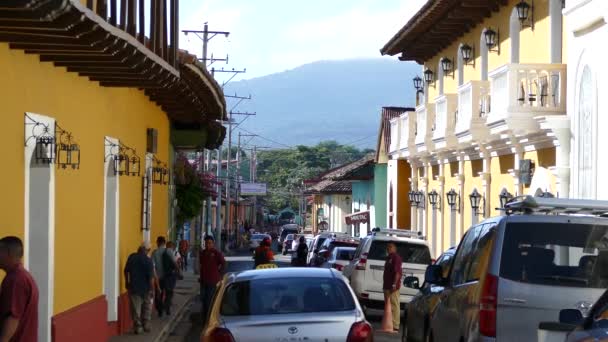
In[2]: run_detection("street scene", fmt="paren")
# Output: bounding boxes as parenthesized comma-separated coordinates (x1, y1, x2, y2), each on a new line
(1, 0, 608, 342)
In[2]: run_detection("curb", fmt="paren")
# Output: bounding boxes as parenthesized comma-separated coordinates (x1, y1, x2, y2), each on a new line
(153, 290, 197, 342)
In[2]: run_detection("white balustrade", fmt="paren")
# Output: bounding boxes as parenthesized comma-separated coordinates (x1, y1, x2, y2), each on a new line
(399, 115, 409, 150)
(456, 80, 490, 139)
(389, 118, 399, 153)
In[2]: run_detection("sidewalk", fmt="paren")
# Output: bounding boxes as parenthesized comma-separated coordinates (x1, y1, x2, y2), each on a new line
(109, 270, 199, 342)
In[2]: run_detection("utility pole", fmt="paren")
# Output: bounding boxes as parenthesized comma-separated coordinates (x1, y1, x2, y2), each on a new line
(215, 146, 223, 251)
(182, 23, 230, 71)
(205, 149, 212, 237)
(252, 145, 257, 228)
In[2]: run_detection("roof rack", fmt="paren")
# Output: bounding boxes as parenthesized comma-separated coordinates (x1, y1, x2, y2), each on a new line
(371, 227, 425, 240)
(504, 195, 608, 216)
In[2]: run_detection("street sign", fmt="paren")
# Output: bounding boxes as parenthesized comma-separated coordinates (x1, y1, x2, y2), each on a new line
(240, 182, 267, 196)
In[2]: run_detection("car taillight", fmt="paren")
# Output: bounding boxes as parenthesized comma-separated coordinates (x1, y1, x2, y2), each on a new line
(479, 273, 498, 337)
(333, 264, 344, 271)
(207, 327, 235, 342)
(347, 321, 373, 342)
(356, 253, 368, 270)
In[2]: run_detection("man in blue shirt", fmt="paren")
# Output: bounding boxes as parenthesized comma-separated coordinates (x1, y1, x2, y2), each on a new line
(124, 243, 154, 334)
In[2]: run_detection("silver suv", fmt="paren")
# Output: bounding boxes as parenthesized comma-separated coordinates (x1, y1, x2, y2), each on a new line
(421, 196, 608, 342)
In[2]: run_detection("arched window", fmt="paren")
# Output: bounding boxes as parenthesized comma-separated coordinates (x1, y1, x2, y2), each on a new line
(577, 66, 595, 199)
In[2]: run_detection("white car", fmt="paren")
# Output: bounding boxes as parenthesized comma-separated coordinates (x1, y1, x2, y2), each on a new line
(320, 246, 357, 273)
(342, 228, 431, 312)
(249, 233, 270, 251)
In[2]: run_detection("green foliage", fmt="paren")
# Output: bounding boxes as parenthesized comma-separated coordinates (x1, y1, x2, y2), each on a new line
(174, 154, 220, 224)
(256, 140, 371, 212)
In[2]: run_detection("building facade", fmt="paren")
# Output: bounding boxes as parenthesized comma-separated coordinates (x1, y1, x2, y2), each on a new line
(0, 1, 226, 341)
(382, 0, 565, 257)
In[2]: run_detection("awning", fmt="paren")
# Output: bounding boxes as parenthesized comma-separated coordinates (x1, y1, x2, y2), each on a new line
(345, 211, 370, 225)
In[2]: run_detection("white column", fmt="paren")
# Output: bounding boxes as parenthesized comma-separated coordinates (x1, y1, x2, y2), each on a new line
(457, 154, 466, 237)
(539, 116, 571, 198)
(421, 162, 430, 237)
(512, 143, 524, 196)
(410, 160, 418, 231)
(481, 146, 492, 218)
(438, 160, 445, 254)
(549, 0, 563, 63)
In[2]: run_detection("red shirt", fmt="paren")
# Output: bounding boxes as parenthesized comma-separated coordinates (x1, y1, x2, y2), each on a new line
(199, 248, 226, 285)
(383, 252, 403, 290)
(179, 240, 189, 253)
(0, 264, 39, 342)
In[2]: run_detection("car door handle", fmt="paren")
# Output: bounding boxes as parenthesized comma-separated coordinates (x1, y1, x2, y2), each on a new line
(504, 298, 527, 304)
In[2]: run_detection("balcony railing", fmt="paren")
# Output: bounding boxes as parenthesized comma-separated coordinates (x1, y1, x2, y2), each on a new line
(456, 80, 490, 138)
(433, 94, 457, 146)
(487, 63, 567, 125)
(399, 115, 409, 150)
(415, 105, 427, 147)
(389, 118, 399, 153)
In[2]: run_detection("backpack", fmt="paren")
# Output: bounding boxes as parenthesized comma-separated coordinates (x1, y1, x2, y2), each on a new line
(162, 250, 177, 277)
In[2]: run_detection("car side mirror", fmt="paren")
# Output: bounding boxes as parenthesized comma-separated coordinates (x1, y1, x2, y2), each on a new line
(424, 265, 444, 285)
(559, 309, 583, 326)
(403, 276, 420, 289)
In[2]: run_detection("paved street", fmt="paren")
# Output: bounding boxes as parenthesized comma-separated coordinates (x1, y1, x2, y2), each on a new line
(167, 250, 401, 342)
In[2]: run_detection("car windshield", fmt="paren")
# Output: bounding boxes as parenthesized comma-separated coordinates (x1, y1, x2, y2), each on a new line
(286, 234, 294, 240)
(220, 277, 356, 316)
(368, 240, 432, 265)
(336, 248, 356, 260)
(252, 234, 266, 240)
(500, 222, 608, 288)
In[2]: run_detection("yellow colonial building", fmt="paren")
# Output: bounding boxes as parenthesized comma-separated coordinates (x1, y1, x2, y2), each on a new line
(0, 1, 225, 342)
(381, 0, 567, 257)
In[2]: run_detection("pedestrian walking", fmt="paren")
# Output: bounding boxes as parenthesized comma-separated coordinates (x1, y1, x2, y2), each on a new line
(0, 236, 38, 342)
(294, 236, 308, 267)
(178, 239, 189, 271)
(163, 241, 181, 316)
(382, 242, 402, 333)
(152, 236, 179, 317)
(253, 236, 274, 268)
(124, 242, 154, 334)
(199, 236, 225, 320)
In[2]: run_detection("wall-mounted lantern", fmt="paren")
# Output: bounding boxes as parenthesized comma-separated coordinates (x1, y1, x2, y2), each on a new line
(25, 114, 56, 164)
(441, 57, 454, 78)
(516, 0, 534, 29)
(498, 188, 514, 209)
(56, 128, 80, 170)
(424, 69, 435, 87)
(105, 138, 140, 177)
(484, 28, 500, 54)
(408, 190, 417, 207)
(460, 44, 475, 66)
(446, 188, 460, 212)
(469, 188, 484, 216)
(428, 189, 440, 210)
(413, 76, 423, 91)
(151, 156, 168, 185)
(414, 191, 425, 208)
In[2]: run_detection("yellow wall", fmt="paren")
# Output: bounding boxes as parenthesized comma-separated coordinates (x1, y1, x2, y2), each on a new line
(0, 43, 170, 315)
(424, 0, 554, 102)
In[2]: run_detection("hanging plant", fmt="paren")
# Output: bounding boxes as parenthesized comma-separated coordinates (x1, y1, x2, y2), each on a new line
(174, 153, 221, 224)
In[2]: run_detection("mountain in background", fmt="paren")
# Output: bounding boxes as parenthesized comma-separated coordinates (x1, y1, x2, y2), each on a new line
(223, 58, 419, 148)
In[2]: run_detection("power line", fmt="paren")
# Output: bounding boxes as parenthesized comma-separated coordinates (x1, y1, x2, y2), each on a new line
(235, 127, 293, 148)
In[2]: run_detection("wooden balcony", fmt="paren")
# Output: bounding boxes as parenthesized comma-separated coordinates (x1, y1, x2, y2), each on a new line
(487, 63, 566, 136)
(0, 0, 226, 124)
(456, 80, 491, 145)
(432, 93, 457, 151)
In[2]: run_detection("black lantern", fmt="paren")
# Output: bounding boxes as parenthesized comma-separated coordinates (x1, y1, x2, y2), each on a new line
(484, 28, 500, 54)
(414, 191, 425, 207)
(114, 151, 129, 176)
(460, 44, 475, 66)
(128, 153, 141, 176)
(446, 188, 459, 212)
(413, 76, 423, 90)
(516, 0, 534, 29)
(441, 58, 454, 78)
(408, 190, 417, 206)
(35, 134, 56, 164)
(424, 69, 435, 85)
(469, 188, 483, 214)
(151, 158, 168, 185)
(56, 130, 80, 170)
(498, 188, 513, 209)
(428, 190, 439, 209)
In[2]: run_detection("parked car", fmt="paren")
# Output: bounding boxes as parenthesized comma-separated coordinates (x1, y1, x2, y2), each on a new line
(201, 268, 374, 342)
(320, 246, 357, 273)
(560, 289, 608, 342)
(282, 234, 296, 255)
(423, 196, 608, 342)
(307, 232, 338, 266)
(342, 228, 431, 311)
(313, 235, 360, 267)
(249, 233, 271, 251)
(402, 247, 456, 342)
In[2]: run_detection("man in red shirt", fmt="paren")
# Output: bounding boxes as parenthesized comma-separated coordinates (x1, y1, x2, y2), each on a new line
(382, 242, 402, 333)
(0, 236, 39, 342)
(199, 236, 225, 321)
(178, 239, 189, 271)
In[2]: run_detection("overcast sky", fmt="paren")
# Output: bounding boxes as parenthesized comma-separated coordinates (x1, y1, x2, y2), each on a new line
(178, 0, 426, 81)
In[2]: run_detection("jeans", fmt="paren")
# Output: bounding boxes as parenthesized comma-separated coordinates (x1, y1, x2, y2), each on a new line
(129, 292, 152, 330)
(200, 283, 217, 322)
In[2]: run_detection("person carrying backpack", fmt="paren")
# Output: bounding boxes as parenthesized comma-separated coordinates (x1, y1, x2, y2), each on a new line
(253, 237, 274, 268)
